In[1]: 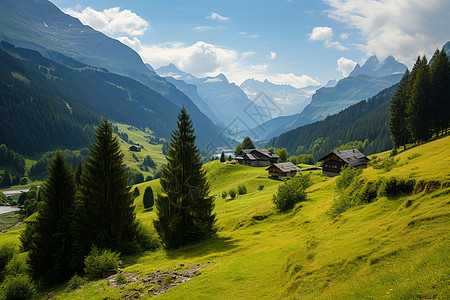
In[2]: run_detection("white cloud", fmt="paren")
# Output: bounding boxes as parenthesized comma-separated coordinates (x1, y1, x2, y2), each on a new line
(325, 0, 450, 64)
(63, 5, 150, 36)
(206, 12, 230, 22)
(340, 33, 349, 40)
(309, 26, 333, 41)
(309, 26, 348, 50)
(337, 57, 357, 77)
(269, 51, 277, 60)
(249, 34, 260, 39)
(118, 38, 319, 88)
(193, 26, 224, 32)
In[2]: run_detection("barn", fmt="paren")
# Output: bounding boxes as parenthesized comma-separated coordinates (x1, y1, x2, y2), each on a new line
(318, 149, 369, 176)
(266, 162, 301, 180)
(236, 149, 279, 167)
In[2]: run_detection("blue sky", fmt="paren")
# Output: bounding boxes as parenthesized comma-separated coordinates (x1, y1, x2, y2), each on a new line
(52, 0, 450, 88)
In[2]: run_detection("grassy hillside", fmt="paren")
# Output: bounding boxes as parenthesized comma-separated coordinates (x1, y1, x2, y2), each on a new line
(1, 136, 449, 299)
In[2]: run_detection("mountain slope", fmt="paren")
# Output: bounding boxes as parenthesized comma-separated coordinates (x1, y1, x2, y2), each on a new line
(240, 78, 315, 117)
(349, 55, 407, 77)
(0, 42, 181, 154)
(0, 0, 221, 146)
(268, 84, 398, 159)
(249, 73, 402, 140)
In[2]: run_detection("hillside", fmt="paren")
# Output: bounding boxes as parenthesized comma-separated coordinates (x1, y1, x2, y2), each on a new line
(268, 84, 398, 160)
(2, 136, 449, 299)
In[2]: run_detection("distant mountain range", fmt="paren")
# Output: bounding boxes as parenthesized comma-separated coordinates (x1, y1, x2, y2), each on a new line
(0, 0, 222, 146)
(239, 78, 316, 117)
(157, 64, 265, 128)
(349, 55, 407, 77)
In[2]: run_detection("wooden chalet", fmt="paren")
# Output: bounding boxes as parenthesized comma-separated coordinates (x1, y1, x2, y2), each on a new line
(129, 144, 143, 152)
(318, 149, 369, 176)
(266, 162, 300, 180)
(236, 149, 279, 166)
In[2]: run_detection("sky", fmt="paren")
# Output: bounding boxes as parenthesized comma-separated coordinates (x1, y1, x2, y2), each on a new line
(51, 0, 450, 89)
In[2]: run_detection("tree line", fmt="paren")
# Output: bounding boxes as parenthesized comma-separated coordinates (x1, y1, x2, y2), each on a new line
(390, 48, 450, 149)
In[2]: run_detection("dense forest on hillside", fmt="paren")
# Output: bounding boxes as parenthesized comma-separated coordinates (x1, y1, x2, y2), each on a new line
(0, 42, 180, 155)
(268, 84, 398, 160)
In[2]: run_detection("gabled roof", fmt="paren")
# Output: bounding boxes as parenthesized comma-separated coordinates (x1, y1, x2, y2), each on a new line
(318, 149, 369, 167)
(266, 162, 301, 172)
(239, 148, 279, 159)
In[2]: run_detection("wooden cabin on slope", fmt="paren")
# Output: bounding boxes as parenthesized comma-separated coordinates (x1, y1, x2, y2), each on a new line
(236, 149, 279, 166)
(318, 149, 369, 177)
(266, 162, 300, 180)
(129, 144, 143, 152)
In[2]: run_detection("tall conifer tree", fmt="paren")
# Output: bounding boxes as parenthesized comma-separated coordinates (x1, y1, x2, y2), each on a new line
(26, 150, 76, 283)
(75, 119, 136, 261)
(430, 49, 450, 135)
(154, 108, 215, 248)
(389, 70, 411, 149)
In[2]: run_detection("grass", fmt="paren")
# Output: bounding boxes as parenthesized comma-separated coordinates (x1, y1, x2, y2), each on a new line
(3, 136, 450, 299)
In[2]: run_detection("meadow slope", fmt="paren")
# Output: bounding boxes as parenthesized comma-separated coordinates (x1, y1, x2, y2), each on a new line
(0, 136, 448, 299)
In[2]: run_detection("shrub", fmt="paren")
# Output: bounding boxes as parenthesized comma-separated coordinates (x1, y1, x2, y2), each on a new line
(378, 177, 416, 198)
(116, 273, 128, 285)
(67, 274, 86, 290)
(258, 185, 264, 191)
(20, 177, 27, 185)
(143, 186, 154, 209)
(135, 223, 161, 251)
(229, 189, 236, 199)
(221, 191, 228, 198)
(0, 243, 16, 274)
(4, 254, 27, 277)
(133, 187, 140, 197)
(84, 247, 120, 280)
(335, 165, 362, 193)
(1, 274, 35, 300)
(372, 157, 398, 172)
(272, 174, 310, 212)
(237, 184, 247, 195)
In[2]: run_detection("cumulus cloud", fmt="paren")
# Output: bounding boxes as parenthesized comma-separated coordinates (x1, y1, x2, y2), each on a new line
(118, 38, 318, 88)
(309, 26, 333, 41)
(64, 5, 150, 36)
(337, 57, 357, 77)
(340, 33, 349, 40)
(269, 51, 277, 60)
(309, 26, 348, 50)
(206, 12, 230, 22)
(325, 0, 450, 64)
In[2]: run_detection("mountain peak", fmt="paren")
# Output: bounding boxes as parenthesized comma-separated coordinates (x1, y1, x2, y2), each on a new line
(349, 54, 406, 77)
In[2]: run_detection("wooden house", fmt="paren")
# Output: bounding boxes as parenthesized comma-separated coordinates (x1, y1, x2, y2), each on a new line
(318, 149, 369, 176)
(266, 162, 300, 180)
(129, 144, 143, 152)
(236, 149, 279, 166)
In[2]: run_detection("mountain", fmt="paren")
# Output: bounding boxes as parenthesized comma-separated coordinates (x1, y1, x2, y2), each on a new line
(324, 79, 337, 87)
(157, 64, 264, 128)
(0, 42, 182, 155)
(268, 83, 398, 160)
(349, 55, 407, 77)
(247, 73, 402, 140)
(239, 78, 316, 116)
(0, 0, 221, 146)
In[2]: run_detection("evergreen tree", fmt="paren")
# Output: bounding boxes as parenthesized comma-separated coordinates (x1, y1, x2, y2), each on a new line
(219, 151, 225, 163)
(26, 150, 76, 283)
(74, 119, 137, 262)
(241, 136, 256, 149)
(389, 70, 411, 150)
(154, 108, 216, 248)
(143, 186, 154, 209)
(235, 144, 243, 157)
(74, 162, 83, 187)
(407, 56, 431, 143)
(430, 49, 450, 135)
(1, 170, 11, 187)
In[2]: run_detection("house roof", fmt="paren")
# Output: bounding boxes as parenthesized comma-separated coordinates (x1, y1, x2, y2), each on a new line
(130, 144, 143, 149)
(266, 162, 301, 172)
(238, 148, 279, 159)
(318, 149, 369, 167)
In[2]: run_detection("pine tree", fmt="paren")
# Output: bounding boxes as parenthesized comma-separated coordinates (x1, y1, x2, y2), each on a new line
(430, 49, 450, 135)
(154, 108, 215, 248)
(389, 70, 411, 150)
(26, 150, 76, 283)
(143, 186, 154, 209)
(1, 169, 11, 187)
(407, 56, 431, 143)
(219, 151, 225, 163)
(74, 119, 137, 261)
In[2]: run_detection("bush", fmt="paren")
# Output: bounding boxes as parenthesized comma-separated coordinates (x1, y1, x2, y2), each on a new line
(20, 177, 27, 185)
(116, 272, 128, 285)
(378, 177, 416, 198)
(133, 187, 140, 197)
(272, 175, 310, 212)
(145, 175, 153, 182)
(221, 191, 228, 198)
(372, 157, 398, 172)
(143, 186, 154, 209)
(229, 189, 236, 199)
(335, 165, 362, 193)
(84, 247, 120, 280)
(258, 185, 264, 191)
(4, 254, 27, 277)
(135, 223, 161, 251)
(0, 243, 16, 274)
(237, 184, 247, 195)
(1, 274, 35, 300)
(67, 274, 86, 290)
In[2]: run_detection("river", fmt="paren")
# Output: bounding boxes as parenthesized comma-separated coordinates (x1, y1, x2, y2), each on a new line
(0, 206, 20, 214)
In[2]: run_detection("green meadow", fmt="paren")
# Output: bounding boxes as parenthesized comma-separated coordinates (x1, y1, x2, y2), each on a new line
(1, 136, 449, 299)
